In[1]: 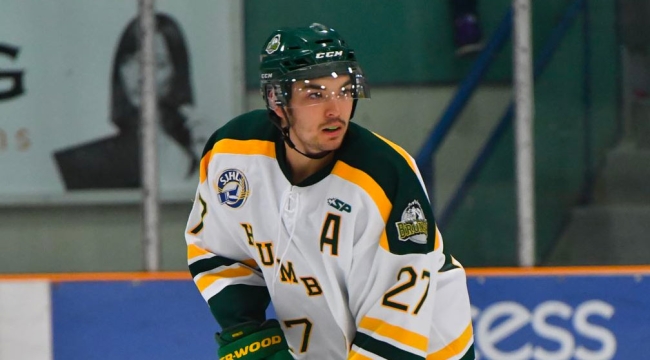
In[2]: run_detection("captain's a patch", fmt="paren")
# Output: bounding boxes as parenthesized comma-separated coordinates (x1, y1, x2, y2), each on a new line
(395, 200, 428, 244)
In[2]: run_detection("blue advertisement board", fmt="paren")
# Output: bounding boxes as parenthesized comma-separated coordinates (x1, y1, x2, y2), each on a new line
(467, 274, 650, 360)
(52, 281, 217, 359)
(49, 272, 650, 359)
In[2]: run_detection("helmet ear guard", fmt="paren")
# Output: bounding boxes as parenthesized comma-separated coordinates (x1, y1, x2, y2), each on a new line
(262, 84, 286, 129)
(262, 83, 289, 110)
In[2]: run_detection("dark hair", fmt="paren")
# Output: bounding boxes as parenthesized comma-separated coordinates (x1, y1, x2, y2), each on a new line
(110, 12, 197, 175)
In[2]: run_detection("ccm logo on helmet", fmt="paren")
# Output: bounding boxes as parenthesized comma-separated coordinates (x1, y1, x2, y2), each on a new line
(315, 51, 343, 59)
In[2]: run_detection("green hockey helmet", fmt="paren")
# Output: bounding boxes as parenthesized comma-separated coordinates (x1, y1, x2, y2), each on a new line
(259, 23, 369, 116)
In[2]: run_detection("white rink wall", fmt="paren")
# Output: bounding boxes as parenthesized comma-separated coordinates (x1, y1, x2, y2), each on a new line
(0, 281, 51, 360)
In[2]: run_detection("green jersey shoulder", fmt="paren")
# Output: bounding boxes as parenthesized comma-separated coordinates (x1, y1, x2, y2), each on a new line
(338, 123, 437, 256)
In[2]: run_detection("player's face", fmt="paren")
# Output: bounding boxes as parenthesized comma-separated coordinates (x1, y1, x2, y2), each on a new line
(282, 75, 354, 154)
(120, 33, 174, 107)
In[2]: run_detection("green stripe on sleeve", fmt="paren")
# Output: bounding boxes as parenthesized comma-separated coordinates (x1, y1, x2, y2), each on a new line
(189, 256, 270, 328)
(189, 256, 243, 277)
(458, 344, 476, 359)
(207, 284, 271, 329)
(438, 253, 462, 273)
(352, 332, 424, 360)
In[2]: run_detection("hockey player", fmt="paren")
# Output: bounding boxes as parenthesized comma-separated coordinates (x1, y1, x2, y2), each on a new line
(185, 23, 475, 359)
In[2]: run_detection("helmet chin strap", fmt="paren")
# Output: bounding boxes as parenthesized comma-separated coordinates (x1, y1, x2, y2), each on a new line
(277, 107, 332, 160)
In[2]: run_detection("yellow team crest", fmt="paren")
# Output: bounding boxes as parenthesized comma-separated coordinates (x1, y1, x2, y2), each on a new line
(395, 200, 428, 244)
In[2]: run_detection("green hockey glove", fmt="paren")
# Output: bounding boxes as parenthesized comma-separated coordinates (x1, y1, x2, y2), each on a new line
(216, 320, 293, 360)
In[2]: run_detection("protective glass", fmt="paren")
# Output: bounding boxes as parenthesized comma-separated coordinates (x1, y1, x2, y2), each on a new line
(288, 80, 357, 108)
(269, 61, 370, 109)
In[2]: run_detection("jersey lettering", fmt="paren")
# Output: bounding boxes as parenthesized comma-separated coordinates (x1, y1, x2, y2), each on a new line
(320, 213, 340, 256)
(382, 267, 417, 312)
(240, 223, 255, 245)
(300, 277, 323, 296)
(381, 267, 431, 314)
(278, 260, 299, 283)
(413, 270, 431, 315)
(189, 195, 207, 235)
(255, 242, 275, 266)
(284, 318, 313, 353)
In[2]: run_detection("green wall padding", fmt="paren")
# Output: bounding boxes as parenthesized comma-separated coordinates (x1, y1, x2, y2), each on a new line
(244, 1, 619, 266)
(442, 1, 619, 267)
(244, 0, 514, 87)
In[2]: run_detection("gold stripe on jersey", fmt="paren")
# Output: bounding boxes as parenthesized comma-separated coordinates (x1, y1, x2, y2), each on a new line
(332, 161, 391, 251)
(187, 243, 211, 262)
(359, 316, 428, 352)
(187, 244, 257, 268)
(200, 139, 276, 183)
(427, 321, 474, 360)
(372, 132, 416, 173)
(195, 266, 256, 292)
(347, 349, 374, 360)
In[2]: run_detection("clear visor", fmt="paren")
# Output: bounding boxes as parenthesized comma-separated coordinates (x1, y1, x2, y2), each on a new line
(276, 61, 370, 109)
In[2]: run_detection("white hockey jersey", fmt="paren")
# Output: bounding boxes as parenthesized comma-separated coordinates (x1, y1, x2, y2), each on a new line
(185, 110, 474, 359)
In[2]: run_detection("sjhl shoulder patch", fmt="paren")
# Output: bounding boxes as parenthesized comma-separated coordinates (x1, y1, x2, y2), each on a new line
(214, 168, 250, 209)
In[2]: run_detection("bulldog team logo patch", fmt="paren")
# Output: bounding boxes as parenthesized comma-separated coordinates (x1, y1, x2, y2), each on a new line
(395, 200, 428, 244)
(215, 168, 250, 208)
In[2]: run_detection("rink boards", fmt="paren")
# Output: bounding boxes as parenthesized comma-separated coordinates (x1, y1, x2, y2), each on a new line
(1, 267, 648, 360)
